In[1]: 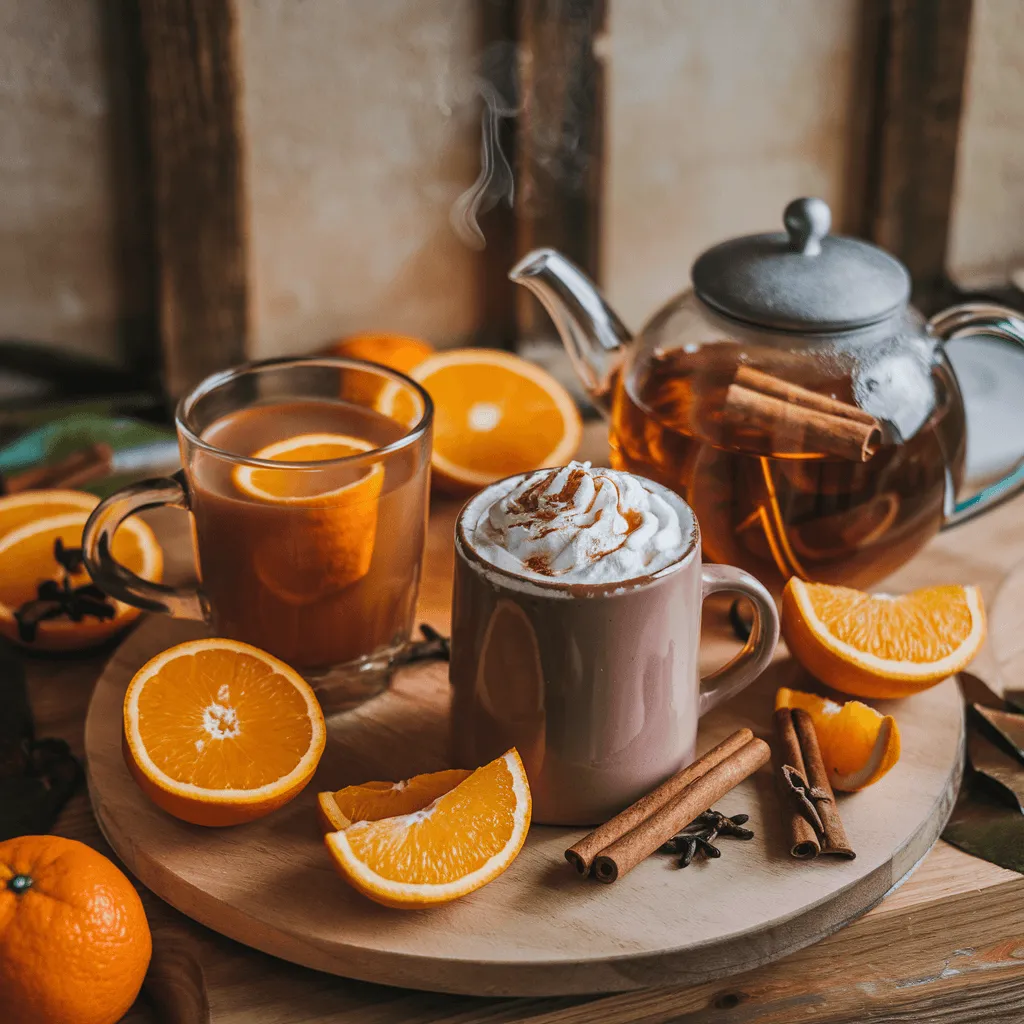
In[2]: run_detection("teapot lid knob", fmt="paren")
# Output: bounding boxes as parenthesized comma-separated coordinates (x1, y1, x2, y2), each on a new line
(784, 197, 831, 256)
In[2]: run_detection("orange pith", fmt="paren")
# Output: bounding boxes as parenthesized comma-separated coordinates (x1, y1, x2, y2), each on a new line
(325, 749, 531, 908)
(411, 349, 582, 492)
(317, 768, 472, 831)
(0, 488, 98, 536)
(781, 578, 986, 699)
(776, 686, 902, 791)
(0, 510, 162, 651)
(123, 638, 326, 826)
(329, 332, 434, 375)
(0, 834, 151, 1024)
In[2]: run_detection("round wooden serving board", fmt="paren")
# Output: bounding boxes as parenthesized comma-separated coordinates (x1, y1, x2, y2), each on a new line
(86, 613, 964, 997)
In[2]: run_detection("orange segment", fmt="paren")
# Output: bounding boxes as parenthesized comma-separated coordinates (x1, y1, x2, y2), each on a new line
(325, 749, 531, 907)
(410, 349, 582, 492)
(233, 433, 384, 601)
(776, 686, 901, 791)
(328, 332, 434, 376)
(781, 578, 986, 699)
(0, 510, 162, 651)
(317, 768, 472, 831)
(123, 638, 326, 826)
(0, 488, 98, 536)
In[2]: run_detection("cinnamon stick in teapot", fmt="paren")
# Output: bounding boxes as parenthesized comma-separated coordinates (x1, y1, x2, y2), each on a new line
(724, 366, 881, 462)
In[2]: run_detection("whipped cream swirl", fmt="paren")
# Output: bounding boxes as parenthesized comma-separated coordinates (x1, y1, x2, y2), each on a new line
(469, 462, 691, 584)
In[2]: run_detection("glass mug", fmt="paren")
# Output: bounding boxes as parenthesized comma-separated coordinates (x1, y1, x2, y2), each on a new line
(83, 357, 433, 711)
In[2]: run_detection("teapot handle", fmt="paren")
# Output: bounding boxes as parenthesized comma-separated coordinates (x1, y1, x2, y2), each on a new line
(930, 303, 1024, 529)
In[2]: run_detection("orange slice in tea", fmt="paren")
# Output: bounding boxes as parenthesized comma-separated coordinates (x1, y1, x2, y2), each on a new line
(325, 749, 531, 908)
(0, 510, 162, 651)
(776, 686, 901, 791)
(781, 578, 986, 699)
(408, 349, 582, 492)
(317, 767, 473, 831)
(233, 433, 384, 602)
(123, 637, 326, 826)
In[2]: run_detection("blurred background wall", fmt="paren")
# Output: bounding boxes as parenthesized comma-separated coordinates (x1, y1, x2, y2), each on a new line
(0, 0, 1020, 393)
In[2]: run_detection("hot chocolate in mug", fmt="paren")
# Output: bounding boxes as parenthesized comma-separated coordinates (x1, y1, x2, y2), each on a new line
(450, 462, 780, 825)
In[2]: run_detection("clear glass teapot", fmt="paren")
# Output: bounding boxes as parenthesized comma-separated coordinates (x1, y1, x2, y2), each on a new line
(510, 198, 1024, 594)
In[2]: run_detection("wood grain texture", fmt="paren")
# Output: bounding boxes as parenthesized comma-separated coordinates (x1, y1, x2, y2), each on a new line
(85, 510, 964, 998)
(137, 0, 249, 398)
(868, 0, 974, 310)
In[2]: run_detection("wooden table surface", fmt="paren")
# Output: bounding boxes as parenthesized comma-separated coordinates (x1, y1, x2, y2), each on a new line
(28, 438, 1024, 1023)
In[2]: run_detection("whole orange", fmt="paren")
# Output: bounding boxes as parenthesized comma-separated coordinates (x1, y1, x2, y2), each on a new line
(0, 835, 152, 1024)
(327, 332, 434, 375)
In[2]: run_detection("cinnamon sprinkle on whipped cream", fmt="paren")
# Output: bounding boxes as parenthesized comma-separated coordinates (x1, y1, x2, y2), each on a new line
(467, 462, 691, 584)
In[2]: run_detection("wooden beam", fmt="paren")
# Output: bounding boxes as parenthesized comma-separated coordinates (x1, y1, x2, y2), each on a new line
(867, 0, 974, 312)
(515, 0, 606, 338)
(137, 0, 249, 399)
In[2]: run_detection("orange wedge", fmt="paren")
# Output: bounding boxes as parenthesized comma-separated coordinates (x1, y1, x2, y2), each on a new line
(328, 332, 434, 376)
(233, 433, 384, 601)
(123, 638, 326, 826)
(782, 578, 986, 699)
(776, 687, 901, 791)
(0, 488, 99, 537)
(325, 749, 531, 908)
(317, 768, 472, 831)
(0, 510, 162, 651)
(409, 349, 582, 492)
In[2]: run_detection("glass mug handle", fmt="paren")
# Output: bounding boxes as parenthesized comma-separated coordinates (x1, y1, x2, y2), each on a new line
(82, 471, 208, 620)
(698, 564, 779, 716)
(930, 303, 1024, 529)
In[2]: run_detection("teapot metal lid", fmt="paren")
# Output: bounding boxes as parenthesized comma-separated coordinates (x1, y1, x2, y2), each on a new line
(691, 198, 911, 332)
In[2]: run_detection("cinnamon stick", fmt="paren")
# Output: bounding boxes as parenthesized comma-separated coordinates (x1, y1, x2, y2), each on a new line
(591, 737, 771, 884)
(723, 384, 880, 462)
(734, 367, 878, 426)
(791, 708, 854, 858)
(773, 708, 820, 859)
(3, 443, 113, 494)
(565, 728, 754, 875)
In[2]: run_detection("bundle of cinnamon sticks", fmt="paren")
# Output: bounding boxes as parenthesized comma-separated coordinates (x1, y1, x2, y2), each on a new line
(723, 366, 881, 462)
(0, 443, 113, 495)
(565, 729, 770, 884)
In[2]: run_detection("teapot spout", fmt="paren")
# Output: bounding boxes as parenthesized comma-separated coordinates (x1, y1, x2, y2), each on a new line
(509, 249, 631, 417)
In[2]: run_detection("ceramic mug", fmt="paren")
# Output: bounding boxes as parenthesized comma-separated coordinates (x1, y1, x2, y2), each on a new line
(449, 476, 780, 826)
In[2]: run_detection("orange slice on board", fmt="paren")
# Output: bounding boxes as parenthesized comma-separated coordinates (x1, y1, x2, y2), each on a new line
(317, 768, 472, 831)
(328, 332, 434, 376)
(325, 749, 531, 908)
(233, 433, 384, 601)
(0, 510, 162, 651)
(408, 349, 582, 492)
(0, 488, 99, 537)
(123, 638, 326, 826)
(781, 578, 986, 699)
(776, 687, 901, 791)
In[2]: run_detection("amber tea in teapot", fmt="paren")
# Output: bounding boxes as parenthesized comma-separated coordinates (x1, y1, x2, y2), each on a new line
(609, 344, 965, 593)
(512, 197, 1024, 593)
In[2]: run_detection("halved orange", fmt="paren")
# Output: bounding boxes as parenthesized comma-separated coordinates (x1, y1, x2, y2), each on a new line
(325, 749, 531, 908)
(782, 578, 986, 699)
(0, 488, 99, 537)
(409, 349, 582, 492)
(776, 686, 901, 791)
(328, 332, 434, 376)
(317, 768, 472, 831)
(123, 638, 326, 826)
(0, 510, 162, 651)
(233, 433, 384, 601)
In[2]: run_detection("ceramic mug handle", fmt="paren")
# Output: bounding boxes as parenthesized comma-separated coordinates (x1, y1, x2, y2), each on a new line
(82, 471, 208, 621)
(698, 564, 779, 716)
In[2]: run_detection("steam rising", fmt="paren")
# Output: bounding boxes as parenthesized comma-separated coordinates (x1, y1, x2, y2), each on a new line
(449, 80, 516, 250)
